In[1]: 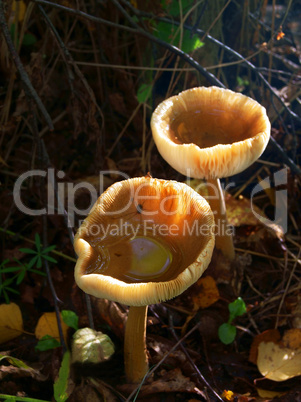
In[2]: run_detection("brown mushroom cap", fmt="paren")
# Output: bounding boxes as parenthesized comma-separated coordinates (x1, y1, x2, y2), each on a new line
(74, 177, 215, 306)
(151, 86, 271, 179)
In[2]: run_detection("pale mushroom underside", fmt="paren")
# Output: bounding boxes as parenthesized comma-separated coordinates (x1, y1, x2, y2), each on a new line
(74, 177, 215, 306)
(151, 86, 271, 179)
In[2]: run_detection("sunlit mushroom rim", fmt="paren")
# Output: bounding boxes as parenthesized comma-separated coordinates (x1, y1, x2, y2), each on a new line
(151, 86, 271, 179)
(74, 177, 215, 306)
(74, 237, 214, 306)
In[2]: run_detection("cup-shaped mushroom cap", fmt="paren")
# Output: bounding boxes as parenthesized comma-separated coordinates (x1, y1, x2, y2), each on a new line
(151, 86, 271, 179)
(74, 177, 215, 306)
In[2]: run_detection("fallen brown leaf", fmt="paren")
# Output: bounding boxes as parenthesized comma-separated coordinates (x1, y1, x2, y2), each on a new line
(118, 368, 205, 399)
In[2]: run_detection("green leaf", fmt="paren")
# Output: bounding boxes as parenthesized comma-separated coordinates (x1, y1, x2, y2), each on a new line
(3, 277, 17, 286)
(228, 297, 247, 321)
(28, 268, 47, 276)
(27, 255, 38, 269)
(22, 33, 37, 46)
(61, 310, 78, 331)
(36, 255, 42, 269)
(3, 287, 19, 295)
(1, 266, 22, 273)
(154, 21, 203, 54)
(0, 259, 10, 267)
(43, 255, 57, 264)
(16, 270, 26, 285)
(3, 290, 10, 304)
(43, 245, 56, 253)
(237, 76, 249, 87)
(0, 393, 50, 402)
(191, 36, 204, 51)
(218, 323, 237, 345)
(19, 248, 36, 254)
(35, 335, 61, 351)
(154, 21, 174, 44)
(35, 233, 41, 251)
(162, 0, 195, 17)
(137, 83, 152, 104)
(10, 23, 16, 39)
(0, 354, 31, 369)
(53, 351, 70, 402)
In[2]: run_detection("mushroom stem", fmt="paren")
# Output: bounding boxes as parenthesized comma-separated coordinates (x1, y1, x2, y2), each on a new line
(124, 305, 149, 383)
(206, 178, 235, 261)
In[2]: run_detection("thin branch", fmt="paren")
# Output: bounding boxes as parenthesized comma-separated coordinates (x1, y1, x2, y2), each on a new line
(0, 0, 54, 130)
(110, 0, 224, 87)
(125, 320, 210, 401)
(37, 5, 104, 121)
(34, 0, 224, 87)
(42, 215, 67, 352)
(33, 0, 301, 175)
(269, 136, 301, 175)
(167, 313, 223, 401)
(116, 1, 301, 124)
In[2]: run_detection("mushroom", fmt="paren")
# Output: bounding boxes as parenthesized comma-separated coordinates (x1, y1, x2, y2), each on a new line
(151, 86, 271, 260)
(74, 176, 215, 383)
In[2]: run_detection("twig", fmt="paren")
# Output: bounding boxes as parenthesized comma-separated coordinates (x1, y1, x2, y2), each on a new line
(235, 247, 289, 262)
(167, 313, 223, 401)
(109, 0, 224, 88)
(123, 1, 301, 124)
(269, 136, 301, 176)
(0, 0, 54, 130)
(37, 4, 104, 128)
(34, 0, 138, 33)
(42, 215, 67, 352)
(275, 249, 300, 328)
(34, 0, 224, 88)
(28, 106, 67, 351)
(125, 320, 222, 401)
(118, 2, 301, 172)
(33, 0, 301, 175)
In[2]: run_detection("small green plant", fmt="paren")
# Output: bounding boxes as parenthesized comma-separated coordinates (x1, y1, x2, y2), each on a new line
(35, 310, 79, 352)
(53, 351, 71, 402)
(61, 309, 79, 331)
(0, 233, 56, 303)
(218, 297, 247, 345)
(19, 233, 57, 269)
(0, 259, 20, 303)
(35, 335, 61, 352)
(135, 0, 204, 105)
(0, 352, 69, 401)
(10, 23, 37, 47)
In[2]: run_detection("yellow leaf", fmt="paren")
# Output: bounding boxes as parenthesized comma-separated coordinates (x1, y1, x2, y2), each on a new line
(257, 341, 301, 381)
(256, 388, 285, 398)
(35, 312, 69, 342)
(282, 328, 301, 349)
(0, 303, 23, 344)
(225, 193, 263, 227)
(187, 180, 265, 227)
(12, 0, 27, 22)
(249, 329, 281, 364)
(192, 276, 219, 310)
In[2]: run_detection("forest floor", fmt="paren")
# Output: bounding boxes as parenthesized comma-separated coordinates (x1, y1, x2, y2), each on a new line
(0, 1, 301, 401)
